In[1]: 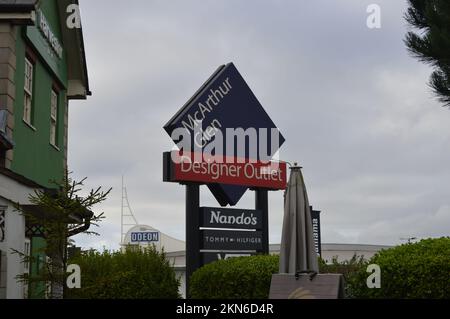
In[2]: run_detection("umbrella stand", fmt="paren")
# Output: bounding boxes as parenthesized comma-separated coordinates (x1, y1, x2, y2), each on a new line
(279, 163, 319, 275)
(270, 162, 345, 299)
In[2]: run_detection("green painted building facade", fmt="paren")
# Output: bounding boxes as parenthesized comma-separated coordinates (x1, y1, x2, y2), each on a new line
(10, 0, 77, 187)
(0, 0, 90, 299)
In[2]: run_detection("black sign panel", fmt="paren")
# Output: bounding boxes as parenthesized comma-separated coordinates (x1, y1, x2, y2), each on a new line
(202, 252, 256, 265)
(201, 230, 263, 251)
(201, 207, 262, 230)
(311, 208, 322, 257)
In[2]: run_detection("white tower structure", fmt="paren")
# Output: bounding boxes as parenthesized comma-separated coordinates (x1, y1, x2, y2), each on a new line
(120, 176, 139, 245)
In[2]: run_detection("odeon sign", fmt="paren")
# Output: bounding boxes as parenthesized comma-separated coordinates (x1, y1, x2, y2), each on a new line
(130, 231, 160, 243)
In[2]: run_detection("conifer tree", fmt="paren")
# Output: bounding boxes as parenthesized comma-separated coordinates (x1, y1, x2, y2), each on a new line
(405, 0, 450, 107)
(13, 172, 111, 299)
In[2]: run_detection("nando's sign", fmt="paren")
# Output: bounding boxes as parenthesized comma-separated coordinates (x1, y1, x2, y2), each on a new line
(200, 207, 263, 230)
(164, 63, 285, 206)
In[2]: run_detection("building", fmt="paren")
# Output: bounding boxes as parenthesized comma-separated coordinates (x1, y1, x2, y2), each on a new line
(0, 0, 90, 299)
(121, 225, 185, 253)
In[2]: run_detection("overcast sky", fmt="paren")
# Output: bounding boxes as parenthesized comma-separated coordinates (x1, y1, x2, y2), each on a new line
(69, 0, 450, 251)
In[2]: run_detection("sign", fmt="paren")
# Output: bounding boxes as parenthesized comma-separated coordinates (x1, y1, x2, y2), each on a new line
(0, 209, 4, 242)
(269, 274, 345, 299)
(201, 207, 262, 230)
(311, 209, 322, 257)
(164, 63, 285, 206)
(202, 252, 255, 264)
(37, 9, 63, 59)
(201, 230, 263, 251)
(130, 231, 159, 243)
(25, 9, 67, 85)
(164, 151, 287, 190)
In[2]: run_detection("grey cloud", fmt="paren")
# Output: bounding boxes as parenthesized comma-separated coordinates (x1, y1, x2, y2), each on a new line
(70, 0, 450, 251)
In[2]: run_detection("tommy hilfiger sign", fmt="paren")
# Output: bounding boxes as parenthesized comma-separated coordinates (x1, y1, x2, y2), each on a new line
(201, 230, 263, 251)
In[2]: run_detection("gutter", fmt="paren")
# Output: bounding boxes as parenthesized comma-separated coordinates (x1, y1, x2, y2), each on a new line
(0, 1, 37, 25)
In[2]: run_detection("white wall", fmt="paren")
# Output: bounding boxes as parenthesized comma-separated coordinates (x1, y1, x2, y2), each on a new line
(0, 198, 25, 299)
(0, 250, 6, 298)
(0, 173, 40, 299)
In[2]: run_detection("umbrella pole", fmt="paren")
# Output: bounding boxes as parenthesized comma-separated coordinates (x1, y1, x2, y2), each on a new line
(255, 189, 269, 255)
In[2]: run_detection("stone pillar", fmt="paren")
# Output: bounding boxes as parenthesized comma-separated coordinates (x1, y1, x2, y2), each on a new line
(0, 23, 17, 169)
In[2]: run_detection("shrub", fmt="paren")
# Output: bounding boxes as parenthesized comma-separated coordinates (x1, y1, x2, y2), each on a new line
(348, 237, 450, 299)
(190, 254, 370, 299)
(319, 255, 367, 298)
(190, 255, 279, 299)
(66, 246, 180, 299)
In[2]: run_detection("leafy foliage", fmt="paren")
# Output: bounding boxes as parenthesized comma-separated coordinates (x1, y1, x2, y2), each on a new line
(66, 247, 180, 299)
(404, 0, 450, 107)
(348, 237, 450, 298)
(190, 255, 279, 299)
(12, 172, 110, 298)
(190, 254, 367, 299)
(319, 255, 367, 298)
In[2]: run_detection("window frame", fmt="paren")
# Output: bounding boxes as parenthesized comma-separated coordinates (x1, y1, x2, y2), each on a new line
(22, 238, 31, 299)
(23, 57, 35, 127)
(49, 88, 59, 148)
(0, 207, 5, 242)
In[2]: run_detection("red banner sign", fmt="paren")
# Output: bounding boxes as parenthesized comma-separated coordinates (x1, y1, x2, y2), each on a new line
(167, 151, 287, 190)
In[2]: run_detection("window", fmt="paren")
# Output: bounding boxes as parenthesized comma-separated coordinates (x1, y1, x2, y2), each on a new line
(0, 208, 4, 242)
(23, 58, 34, 125)
(50, 90, 58, 147)
(23, 239, 31, 273)
(23, 239, 31, 299)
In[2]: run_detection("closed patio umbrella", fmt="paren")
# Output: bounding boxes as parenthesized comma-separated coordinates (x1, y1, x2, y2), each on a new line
(279, 164, 319, 274)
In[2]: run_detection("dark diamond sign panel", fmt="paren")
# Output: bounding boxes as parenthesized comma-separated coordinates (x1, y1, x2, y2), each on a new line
(164, 63, 285, 206)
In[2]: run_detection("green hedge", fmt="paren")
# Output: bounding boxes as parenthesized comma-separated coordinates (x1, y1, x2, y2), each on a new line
(319, 255, 367, 298)
(190, 239, 450, 299)
(189, 254, 368, 299)
(190, 255, 279, 299)
(66, 247, 180, 299)
(348, 237, 450, 299)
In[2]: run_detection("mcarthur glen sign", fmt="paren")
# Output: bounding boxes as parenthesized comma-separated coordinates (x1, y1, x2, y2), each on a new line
(163, 63, 286, 294)
(164, 62, 285, 206)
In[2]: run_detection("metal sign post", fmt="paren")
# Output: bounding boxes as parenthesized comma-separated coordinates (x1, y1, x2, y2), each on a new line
(163, 63, 288, 298)
(185, 183, 200, 296)
(255, 189, 269, 255)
